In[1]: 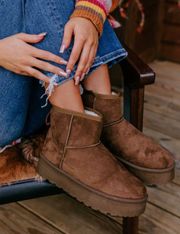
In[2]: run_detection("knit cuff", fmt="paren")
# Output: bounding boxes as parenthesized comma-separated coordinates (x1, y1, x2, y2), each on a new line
(70, 0, 108, 36)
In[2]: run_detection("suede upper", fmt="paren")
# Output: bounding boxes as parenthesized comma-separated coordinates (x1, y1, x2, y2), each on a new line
(41, 106, 146, 200)
(82, 89, 175, 170)
(82, 90, 123, 125)
(103, 119, 174, 169)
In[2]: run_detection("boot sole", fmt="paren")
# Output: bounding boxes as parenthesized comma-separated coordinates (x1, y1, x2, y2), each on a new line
(38, 155, 147, 217)
(118, 157, 175, 185)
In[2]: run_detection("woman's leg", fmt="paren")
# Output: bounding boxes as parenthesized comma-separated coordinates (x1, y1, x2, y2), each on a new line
(0, 70, 33, 147)
(44, 64, 110, 114)
(0, 0, 32, 147)
(23, 78, 84, 138)
(83, 64, 111, 95)
(47, 64, 111, 115)
(48, 80, 84, 113)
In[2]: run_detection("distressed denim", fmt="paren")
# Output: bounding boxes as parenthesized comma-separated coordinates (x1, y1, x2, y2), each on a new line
(0, 0, 127, 148)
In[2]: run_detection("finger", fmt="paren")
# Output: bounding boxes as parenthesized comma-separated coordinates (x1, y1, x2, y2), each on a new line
(84, 44, 97, 74)
(60, 23, 74, 53)
(74, 43, 91, 85)
(83, 45, 97, 76)
(25, 67, 50, 83)
(66, 36, 85, 76)
(30, 47, 68, 65)
(32, 59, 67, 77)
(80, 48, 97, 83)
(16, 32, 47, 44)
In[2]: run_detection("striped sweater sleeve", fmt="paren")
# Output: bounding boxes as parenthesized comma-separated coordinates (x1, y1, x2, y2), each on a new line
(70, 0, 119, 36)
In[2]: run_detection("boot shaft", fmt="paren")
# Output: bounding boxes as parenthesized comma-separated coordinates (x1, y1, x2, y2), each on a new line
(82, 89, 123, 125)
(50, 106, 103, 147)
(41, 106, 103, 166)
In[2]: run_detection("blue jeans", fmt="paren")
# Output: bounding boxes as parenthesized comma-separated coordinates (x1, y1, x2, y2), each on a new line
(0, 0, 127, 147)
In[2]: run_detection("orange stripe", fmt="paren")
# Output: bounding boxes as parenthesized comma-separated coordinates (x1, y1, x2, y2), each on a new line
(76, 1, 106, 21)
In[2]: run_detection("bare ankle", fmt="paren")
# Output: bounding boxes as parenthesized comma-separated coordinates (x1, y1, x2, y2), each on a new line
(46, 80, 85, 113)
(83, 64, 112, 95)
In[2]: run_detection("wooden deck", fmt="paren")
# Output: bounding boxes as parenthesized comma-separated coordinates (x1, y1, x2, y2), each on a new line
(0, 61, 179, 234)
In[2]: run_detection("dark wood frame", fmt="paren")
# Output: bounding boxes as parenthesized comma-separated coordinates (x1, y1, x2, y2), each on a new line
(121, 45, 155, 234)
(0, 45, 155, 234)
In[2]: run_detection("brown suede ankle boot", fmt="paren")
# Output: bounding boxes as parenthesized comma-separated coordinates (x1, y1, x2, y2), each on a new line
(37, 106, 147, 217)
(82, 89, 175, 185)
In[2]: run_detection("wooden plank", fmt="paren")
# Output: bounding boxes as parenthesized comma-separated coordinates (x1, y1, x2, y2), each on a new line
(148, 70, 180, 93)
(140, 203, 180, 234)
(146, 72, 180, 95)
(157, 180, 180, 197)
(111, 199, 180, 234)
(149, 61, 180, 83)
(19, 193, 180, 234)
(0, 203, 63, 234)
(149, 61, 180, 77)
(145, 80, 180, 107)
(145, 89, 180, 107)
(146, 184, 180, 218)
(19, 194, 122, 234)
(144, 109, 180, 139)
(144, 95, 180, 121)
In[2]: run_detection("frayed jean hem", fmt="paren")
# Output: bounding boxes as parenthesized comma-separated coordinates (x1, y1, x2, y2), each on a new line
(40, 48, 128, 108)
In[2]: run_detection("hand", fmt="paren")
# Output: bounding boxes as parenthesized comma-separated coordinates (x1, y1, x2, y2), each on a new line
(0, 33, 68, 84)
(60, 17, 99, 85)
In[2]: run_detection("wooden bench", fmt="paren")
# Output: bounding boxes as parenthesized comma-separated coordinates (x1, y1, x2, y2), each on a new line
(0, 45, 155, 234)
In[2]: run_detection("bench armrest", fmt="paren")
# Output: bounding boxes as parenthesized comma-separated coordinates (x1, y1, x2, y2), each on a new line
(120, 44, 156, 130)
(120, 44, 156, 88)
